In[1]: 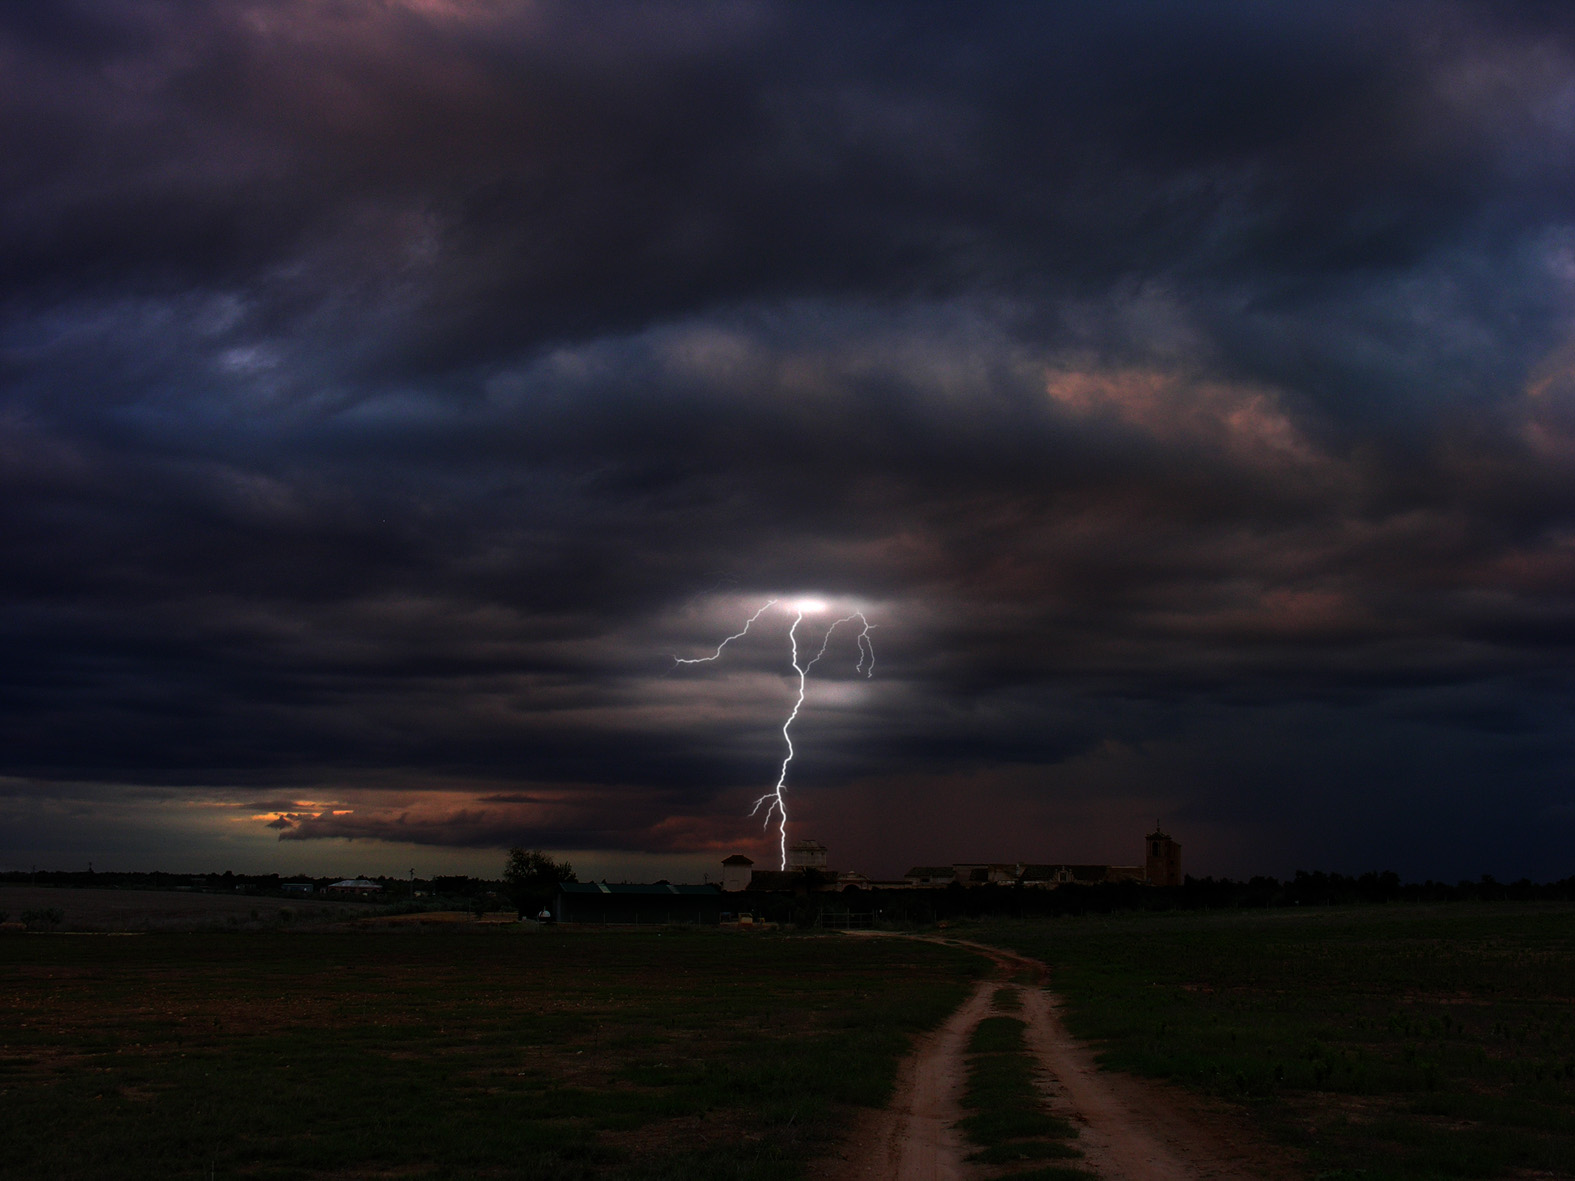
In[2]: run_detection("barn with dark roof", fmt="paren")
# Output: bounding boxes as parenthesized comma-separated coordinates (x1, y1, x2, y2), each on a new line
(552, 882, 726, 925)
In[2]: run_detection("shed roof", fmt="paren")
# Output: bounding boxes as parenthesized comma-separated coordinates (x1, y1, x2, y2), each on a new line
(721, 854, 755, 866)
(738, 870, 800, 891)
(1019, 864, 1111, 881)
(558, 882, 721, 896)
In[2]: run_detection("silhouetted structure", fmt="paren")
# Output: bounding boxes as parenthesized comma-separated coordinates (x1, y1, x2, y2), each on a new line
(720, 854, 754, 892)
(1146, 827, 1183, 887)
(720, 828, 1181, 892)
(787, 840, 828, 869)
(326, 879, 383, 897)
(553, 882, 725, 924)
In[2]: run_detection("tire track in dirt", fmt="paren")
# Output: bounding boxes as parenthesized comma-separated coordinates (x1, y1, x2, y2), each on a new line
(825, 978, 996, 1180)
(821, 933, 1299, 1181)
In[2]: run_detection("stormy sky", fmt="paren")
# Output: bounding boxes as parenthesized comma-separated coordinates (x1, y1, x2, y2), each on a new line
(3, 0, 1574, 881)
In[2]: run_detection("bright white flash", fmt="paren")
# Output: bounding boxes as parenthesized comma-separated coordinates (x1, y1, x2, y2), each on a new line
(675, 599, 875, 870)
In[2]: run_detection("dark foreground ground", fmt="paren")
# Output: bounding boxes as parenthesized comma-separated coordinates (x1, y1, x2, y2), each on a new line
(0, 922, 979, 1180)
(974, 902, 1575, 1181)
(0, 884, 379, 930)
(4, 898, 1573, 1180)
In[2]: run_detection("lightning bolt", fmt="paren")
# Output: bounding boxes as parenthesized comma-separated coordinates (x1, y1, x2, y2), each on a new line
(673, 599, 778, 664)
(675, 599, 875, 870)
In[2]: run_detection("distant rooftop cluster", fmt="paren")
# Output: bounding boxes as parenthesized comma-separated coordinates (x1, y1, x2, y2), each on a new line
(552, 829, 1182, 924)
(718, 829, 1181, 893)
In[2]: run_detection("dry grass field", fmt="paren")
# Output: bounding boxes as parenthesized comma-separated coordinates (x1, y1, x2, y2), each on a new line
(0, 921, 982, 1180)
(974, 902, 1575, 1181)
(9, 891, 1572, 1181)
(0, 885, 378, 931)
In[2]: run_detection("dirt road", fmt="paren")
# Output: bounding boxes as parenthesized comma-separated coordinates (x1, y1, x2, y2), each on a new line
(828, 978, 998, 1181)
(823, 934, 1298, 1181)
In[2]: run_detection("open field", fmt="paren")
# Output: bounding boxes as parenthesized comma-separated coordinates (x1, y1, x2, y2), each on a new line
(0, 926, 981, 1180)
(0, 886, 380, 930)
(972, 902, 1575, 1181)
(9, 899, 1573, 1181)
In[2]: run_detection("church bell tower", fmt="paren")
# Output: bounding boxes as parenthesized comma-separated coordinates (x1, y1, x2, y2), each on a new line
(1145, 825, 1182, 887)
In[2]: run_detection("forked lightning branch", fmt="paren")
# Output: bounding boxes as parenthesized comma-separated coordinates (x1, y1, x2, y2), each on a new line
(674, 599, 875, 870)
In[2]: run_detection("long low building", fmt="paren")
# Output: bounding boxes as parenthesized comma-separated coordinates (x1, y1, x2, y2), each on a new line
(553, 882, 727, 925)
(719, 828, 1183, 892)
(553, 828, 1184, 922)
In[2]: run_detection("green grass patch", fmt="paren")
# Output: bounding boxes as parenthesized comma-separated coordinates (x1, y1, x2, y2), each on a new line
(972, 902, 1575, 1181)
(958, 1054, 1078, 1144)
(957, 1009, 1087, 1179)
(970, 1014, 1028, 1054)
(0, 929, 983, 1179)
(991, 986, 1023, 1011)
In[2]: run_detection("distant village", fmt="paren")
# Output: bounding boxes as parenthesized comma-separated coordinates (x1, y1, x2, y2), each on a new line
(10, 828, 1575, 926)
(0, 829, 1182, 929)
(551, 827, 1181, 924)
(720, 827, 1182, 891)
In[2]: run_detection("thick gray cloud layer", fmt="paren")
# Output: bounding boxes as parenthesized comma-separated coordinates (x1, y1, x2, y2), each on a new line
(3, 1, 1574, 877)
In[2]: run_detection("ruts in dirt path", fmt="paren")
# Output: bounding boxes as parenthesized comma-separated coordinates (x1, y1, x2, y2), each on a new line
(822, 934, 1299, 1181)
(827, 977, 997, 1181)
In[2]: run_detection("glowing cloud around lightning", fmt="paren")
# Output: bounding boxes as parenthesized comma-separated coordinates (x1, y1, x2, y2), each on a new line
(675, 599, 875, 869)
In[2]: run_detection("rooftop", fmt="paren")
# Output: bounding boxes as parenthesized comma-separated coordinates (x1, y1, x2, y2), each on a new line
(559, 882, 721, 897)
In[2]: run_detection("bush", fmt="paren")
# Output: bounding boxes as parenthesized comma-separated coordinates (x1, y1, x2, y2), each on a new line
(21, 907, 63, 930)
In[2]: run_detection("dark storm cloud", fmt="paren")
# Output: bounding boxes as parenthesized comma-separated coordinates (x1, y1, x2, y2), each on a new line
(3, 1, 1575, 877)
(7, 2, 1568, 350)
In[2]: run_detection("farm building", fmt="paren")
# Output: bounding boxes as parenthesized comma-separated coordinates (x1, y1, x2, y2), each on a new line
(553, 882, 727, 925)
(899, 862, 1138, 888)
(1017, 863, 1145, 887)
(326, 879, 383, 896)
(787, 839, 828, 869)
(720, 854, 754, 892)
(895, 828, 1180, 888)
(721, 827, 1182, 893)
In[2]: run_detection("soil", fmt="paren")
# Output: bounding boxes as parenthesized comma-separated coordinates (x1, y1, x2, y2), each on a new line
(818, 934, 1302, 1181)
(820, 979, 999, 1181)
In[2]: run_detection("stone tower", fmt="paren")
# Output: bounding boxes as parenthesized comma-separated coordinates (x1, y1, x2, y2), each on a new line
(1145, 826, 1182, 887)
(787, 839, 828, 870)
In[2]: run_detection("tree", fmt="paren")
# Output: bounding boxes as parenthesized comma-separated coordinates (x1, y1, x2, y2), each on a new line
(503, 848, 576, 916)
